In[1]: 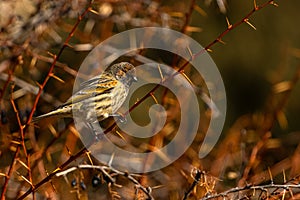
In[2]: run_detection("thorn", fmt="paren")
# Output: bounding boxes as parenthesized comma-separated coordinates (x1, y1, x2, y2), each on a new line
(11, 140, 21, 145)
(253, 0, 258, 10)
(74, 43, 93, 51)
(157, 64, 164, 81)
(47, 51, 55, 58)
(0, 173, 8, 178)
(66, 146, 72, 156)
(168, 12, 185, 18)
(9, 145, 17, 152)
(180, 72, 194, 87)
(282, 188, 286, 200)
(185, 26, 202, 33)
(65, 43, 74, 49)
(48, 124, 58, 137)
(273, 81, 292, 93)
(268, 167, 274, 185)
(225, 17, 232, 29)
(252, 186, 256, 196)
(89, 9, 100, 15)
(53, 167, 62, 173)
(187, 46, 194, 59)
(283, 169, 286, 183)
(146, 144, 170, 162)
(50, 73, 65, 83)
(115, 130, 127, 143)
(78, 12, 82, 21)
(277, 110, 288, 129)
(10, 82, 15, 92)
(20, 174, 33, 187)
(87, 6, 92, 12)
(180, 170, 189, 179)
(50, 179, 57, 193)
(46, 151, 52, 162)
(270, 1, 279, 7)
(289, 187, 294, 199)
(69, 125, 80, 138)
(216, 0, 227, 13)
(217, 38, 226, 45)
(206, 48, 213, 53)
(134, 98, 140, 105)
(35, 81, 42, 89)
(151, 185, 164, 190)
(244, 19, 257, 30)
(150, 92, 159, 104)
(193, 4, 207, 16)
(86, 151, 94, 166)
(108, 152, 115, 167)
(30, 57, 37, 68)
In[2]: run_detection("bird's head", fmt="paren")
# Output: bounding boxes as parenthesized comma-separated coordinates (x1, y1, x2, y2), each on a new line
(109, 62, 137, 86)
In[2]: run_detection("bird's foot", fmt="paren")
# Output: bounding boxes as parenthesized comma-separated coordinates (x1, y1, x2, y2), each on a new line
(111, 113, 127, 124)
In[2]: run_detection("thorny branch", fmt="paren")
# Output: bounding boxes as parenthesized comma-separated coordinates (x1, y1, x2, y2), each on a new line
(55, 164, 154, 200)
(25, 4, 92, 125)
(1, 84, 35, 200)
(202, 183, 300, 200)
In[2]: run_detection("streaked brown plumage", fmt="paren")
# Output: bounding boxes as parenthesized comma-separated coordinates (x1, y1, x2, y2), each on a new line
(33, 62, 137, 122)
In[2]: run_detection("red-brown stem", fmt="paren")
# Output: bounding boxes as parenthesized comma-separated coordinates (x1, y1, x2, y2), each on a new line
(0, 65, 14, 101)
(26, 4, 92, 126)
(0, 147, 20, 200)
(180, 0, 196, 34)
(1, 85, 35, 200)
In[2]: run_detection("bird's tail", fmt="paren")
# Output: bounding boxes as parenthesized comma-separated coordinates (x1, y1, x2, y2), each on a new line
(32, 107, 70, 122)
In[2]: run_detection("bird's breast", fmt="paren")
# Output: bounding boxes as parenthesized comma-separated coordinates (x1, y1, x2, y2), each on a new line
(111, 83, 129, 113)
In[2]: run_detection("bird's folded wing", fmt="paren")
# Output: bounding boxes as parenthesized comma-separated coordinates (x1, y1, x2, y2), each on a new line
(61, 79, 118, 107)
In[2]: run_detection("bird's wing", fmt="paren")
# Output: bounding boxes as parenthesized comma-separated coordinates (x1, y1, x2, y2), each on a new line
(79, 74, 102, 88)
(61, 76, 118, 107)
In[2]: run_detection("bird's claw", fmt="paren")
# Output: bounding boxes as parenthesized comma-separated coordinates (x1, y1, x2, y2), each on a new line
(112, 113, 127, 124)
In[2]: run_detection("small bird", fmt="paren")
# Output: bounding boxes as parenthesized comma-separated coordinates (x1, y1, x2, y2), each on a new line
(33, 62, 137, 122)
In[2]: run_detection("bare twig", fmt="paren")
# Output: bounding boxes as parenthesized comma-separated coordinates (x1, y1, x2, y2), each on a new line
(55, 164, 155, 200)
(202, 183, 300, 200)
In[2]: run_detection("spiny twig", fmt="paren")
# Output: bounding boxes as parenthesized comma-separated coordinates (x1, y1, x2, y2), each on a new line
(1, 84, 35, 200)
(17, 148, 88, 200)
(25, 4, 92, 125)
(202, 183, 300, 200)
(55, 164, 155, 200)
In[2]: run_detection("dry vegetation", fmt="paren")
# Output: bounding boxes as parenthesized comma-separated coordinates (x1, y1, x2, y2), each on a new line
(1, 0, 300, 199)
